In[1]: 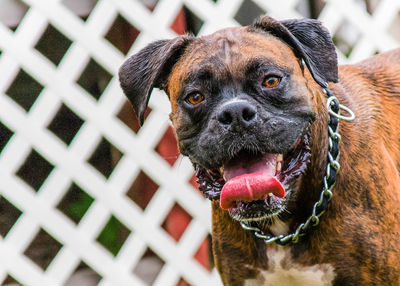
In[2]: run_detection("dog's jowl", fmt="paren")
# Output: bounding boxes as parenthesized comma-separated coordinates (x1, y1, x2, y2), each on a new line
(119, 16, 400, 286)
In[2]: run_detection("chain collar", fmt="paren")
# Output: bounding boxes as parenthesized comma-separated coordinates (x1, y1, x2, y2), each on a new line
(240, 87, 355, 245)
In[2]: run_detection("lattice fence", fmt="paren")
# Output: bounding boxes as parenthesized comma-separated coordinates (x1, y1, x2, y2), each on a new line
(0, 0, 399, 285)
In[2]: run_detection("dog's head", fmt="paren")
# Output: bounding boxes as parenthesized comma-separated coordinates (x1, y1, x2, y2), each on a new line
(119, 16, 337, 222)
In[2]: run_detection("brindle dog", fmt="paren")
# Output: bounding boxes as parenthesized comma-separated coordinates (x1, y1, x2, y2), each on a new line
(119, 16, 400, 286)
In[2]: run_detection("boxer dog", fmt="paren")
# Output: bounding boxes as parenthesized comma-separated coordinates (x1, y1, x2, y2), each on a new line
(119, 16, 400, 286)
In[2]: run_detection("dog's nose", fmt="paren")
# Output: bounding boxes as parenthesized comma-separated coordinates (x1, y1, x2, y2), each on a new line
(217, 101, 257, 128)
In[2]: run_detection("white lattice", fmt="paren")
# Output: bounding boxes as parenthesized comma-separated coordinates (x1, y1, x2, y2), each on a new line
(0, 0, 399, 285)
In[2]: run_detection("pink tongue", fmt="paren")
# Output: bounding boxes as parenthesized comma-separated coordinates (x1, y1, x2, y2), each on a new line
(220, 172, 285, 210)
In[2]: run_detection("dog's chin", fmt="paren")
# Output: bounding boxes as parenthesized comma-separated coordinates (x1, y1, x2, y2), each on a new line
(228, 197, 285, 222)
(195, 131, 311, 223)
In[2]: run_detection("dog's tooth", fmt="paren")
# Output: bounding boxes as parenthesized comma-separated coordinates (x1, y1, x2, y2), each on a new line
(294, 138, 302, 149)
(219, 167, 226, 181)
(276, 161, 282, 172)
(275, 154, 283, 175)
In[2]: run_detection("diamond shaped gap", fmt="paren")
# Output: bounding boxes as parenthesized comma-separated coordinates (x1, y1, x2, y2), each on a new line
(0, 122, 14, 154)
(193, 235, 213, 272)
(170, 6, 204, 35)
(117, 102, 152, 134)
(184, 6, 204, 35)
(57, 182, 94, 224)
(170, 8, 186, 35)
(62, 0, 98, 21)
(0, 196, 22, 238)
(189, 173, 204, 197)
(0, 0, 29, 32)
(177, 278, 190, 286)
(189, 173, 198, 188)
(388, 11, 400, 42)
(333, 20, 361, 58)
(16, 149, 54, 192)
(23, 228, 63, 271)
(47, 103, 84, 145)
(139, 0, 160, 11)
(65, 261, 102, 285)
(1, 274, 21, 286)
(126, 170, 159, 210)
(295, 0, 326, 19)
(105, 14, 140, 55)
(88, 137, 123, 178)
(234, 0, 266, 26)
(161, 202, 192, 242)
(6, 69, 44, 112)
(96, 215, 131, 256)
(364, 0, 382, 15)
(133, 248, 165, 285)
(34, 24, 72, 66)
(155, 126, 179, 166)
(76, 58, 112, 100)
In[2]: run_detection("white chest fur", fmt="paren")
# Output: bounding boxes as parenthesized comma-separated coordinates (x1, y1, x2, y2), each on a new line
(244, 247, 335, 286)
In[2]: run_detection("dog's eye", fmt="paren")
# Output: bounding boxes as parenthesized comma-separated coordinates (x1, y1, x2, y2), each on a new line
(185, 93, 204, 105)
(263, 76, 280, 88)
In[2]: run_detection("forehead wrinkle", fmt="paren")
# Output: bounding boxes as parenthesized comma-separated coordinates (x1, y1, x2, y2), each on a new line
(183, 56, 230, 86)
(243, 56, 293, 75)
(217, 38, 240, 66)
(185, 67, 213, 84)
(199, 27, 244, 66)
(220, 39, 232, 65)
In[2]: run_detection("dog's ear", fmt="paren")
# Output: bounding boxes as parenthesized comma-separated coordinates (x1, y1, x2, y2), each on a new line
(251, 16, 337, 87)
(119, 36, 192, 125)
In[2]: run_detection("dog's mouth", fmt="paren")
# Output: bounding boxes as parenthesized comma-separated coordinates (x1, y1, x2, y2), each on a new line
(195, 132, 311, 221)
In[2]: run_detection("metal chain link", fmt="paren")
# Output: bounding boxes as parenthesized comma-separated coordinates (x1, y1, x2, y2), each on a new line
(240, 87, 355, 245)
